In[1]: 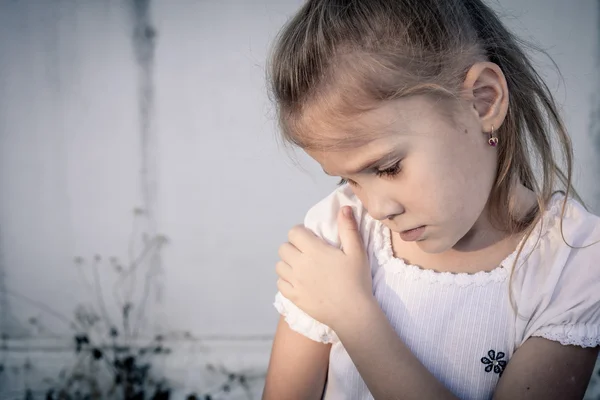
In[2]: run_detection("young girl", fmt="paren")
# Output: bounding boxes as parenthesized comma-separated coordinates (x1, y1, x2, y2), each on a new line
(263, 0, 600, 399)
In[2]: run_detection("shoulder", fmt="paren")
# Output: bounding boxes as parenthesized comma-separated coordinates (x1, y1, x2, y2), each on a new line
(550, 193, 600, 246)
(303, 184, 375, 249)
(515, 193, 600, 280)
(514, 193, 600, 348)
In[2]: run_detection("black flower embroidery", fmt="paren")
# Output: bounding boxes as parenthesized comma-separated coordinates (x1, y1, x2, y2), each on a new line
(481, 350, 507, 375)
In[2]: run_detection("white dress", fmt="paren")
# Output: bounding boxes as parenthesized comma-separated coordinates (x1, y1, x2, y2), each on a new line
(274, 185, 600, 400)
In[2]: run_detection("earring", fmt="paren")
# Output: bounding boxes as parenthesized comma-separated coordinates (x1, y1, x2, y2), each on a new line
(488, 125, 498, 147)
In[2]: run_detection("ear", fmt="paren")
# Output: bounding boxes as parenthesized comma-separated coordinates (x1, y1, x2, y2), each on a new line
(462, 62, 509, 132)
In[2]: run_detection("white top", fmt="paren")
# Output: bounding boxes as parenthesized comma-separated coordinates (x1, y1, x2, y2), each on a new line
(274, 185, 600, 400)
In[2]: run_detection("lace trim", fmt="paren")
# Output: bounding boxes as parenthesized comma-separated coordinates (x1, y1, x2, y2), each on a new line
(372, 193, 568, 287)
(532, 324, 600, 348)
(273, 292, 338, 344)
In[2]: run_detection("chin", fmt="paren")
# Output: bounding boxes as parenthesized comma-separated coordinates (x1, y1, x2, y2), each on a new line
(415, 236, 456, 255)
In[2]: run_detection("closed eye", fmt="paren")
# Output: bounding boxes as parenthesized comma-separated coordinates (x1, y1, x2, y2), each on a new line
(337, 161, 402, 186)
(375, 161, 402, 178)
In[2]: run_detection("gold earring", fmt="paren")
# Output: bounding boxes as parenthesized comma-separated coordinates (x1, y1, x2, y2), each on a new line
(488, 125, 498, 147)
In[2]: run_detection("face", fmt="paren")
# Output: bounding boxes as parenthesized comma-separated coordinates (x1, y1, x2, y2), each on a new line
(306, 95, 498, 254)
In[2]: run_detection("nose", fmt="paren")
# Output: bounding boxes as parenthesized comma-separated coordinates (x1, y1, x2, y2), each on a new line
(366, 194, 404, 221)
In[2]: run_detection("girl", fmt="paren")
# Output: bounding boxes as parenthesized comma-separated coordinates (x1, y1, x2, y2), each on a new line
(263, 0, 600, 399)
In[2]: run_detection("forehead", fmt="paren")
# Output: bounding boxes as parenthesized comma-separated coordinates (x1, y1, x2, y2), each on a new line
(298, 94, 454, 147)
(300, 96, 436, 171)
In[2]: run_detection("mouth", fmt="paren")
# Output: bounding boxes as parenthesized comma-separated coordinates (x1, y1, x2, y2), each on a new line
(399, 226, 426, 242)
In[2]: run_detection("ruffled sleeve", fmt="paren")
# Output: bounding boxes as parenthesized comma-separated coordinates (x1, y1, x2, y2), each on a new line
(274, 291, 339, 343)
(273, 184, 374, 344)
(515, 195, 600, 348)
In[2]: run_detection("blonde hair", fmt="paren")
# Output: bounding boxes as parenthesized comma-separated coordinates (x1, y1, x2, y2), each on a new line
(267, 0, 585, 315)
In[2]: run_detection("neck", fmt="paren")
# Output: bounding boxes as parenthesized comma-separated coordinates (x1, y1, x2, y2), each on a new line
(456, 182, 537, 250)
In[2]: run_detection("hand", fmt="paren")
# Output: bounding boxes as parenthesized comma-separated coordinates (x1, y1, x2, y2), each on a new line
(276, 206, 374, 330)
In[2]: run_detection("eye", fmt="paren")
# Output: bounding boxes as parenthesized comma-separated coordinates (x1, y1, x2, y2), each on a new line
(337, 161, 401, 187)
(337, 178, 357, 187)
(375, 161, 402, 178)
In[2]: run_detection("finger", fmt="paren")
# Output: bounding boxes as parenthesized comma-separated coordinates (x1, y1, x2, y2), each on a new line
(288, 225, 329, 253)
(337, 206, 365, 256)
(277, 277, 294, 299)
(275, 260, 294, 283)
(278, 242, 300, 264)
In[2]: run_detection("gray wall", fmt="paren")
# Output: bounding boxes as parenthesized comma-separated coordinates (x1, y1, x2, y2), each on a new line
(0, 1, 598, 398)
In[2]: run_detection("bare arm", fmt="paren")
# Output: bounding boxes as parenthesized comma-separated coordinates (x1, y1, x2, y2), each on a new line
(334, 296, 599, 400)
(262, 316, 331, 400)
(493, 336, 599, 399)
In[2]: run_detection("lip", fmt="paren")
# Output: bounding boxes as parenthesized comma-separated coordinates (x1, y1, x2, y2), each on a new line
(399, 226, 426, 242)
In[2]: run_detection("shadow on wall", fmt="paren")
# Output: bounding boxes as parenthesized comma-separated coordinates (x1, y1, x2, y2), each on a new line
(0, 206, 267, 399)
(0, 0, 268, 398)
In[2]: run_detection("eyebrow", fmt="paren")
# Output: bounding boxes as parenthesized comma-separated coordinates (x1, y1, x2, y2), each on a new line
(322, 150, 398, 176)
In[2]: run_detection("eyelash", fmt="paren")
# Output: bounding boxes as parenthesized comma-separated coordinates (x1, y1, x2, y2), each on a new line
(337, 161, 402, 186)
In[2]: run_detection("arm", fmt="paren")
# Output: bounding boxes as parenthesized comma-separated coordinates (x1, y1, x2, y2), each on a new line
(262, 316, 331, 400)
(493, 336, 599, 399)
(335, 296, 599, 400)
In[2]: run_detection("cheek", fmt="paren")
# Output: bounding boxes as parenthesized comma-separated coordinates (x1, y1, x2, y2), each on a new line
(404, 149, 489, 216)
(404, 157, 456, 205)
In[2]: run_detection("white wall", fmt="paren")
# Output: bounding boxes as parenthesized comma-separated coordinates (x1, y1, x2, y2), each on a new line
(0, 0, 598, 398)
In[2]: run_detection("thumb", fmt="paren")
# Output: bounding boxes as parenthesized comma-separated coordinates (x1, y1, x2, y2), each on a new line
(338, 206, 364, 255)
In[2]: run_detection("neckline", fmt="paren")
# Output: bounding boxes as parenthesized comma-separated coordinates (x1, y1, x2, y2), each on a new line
(372, 193, 566, 286)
